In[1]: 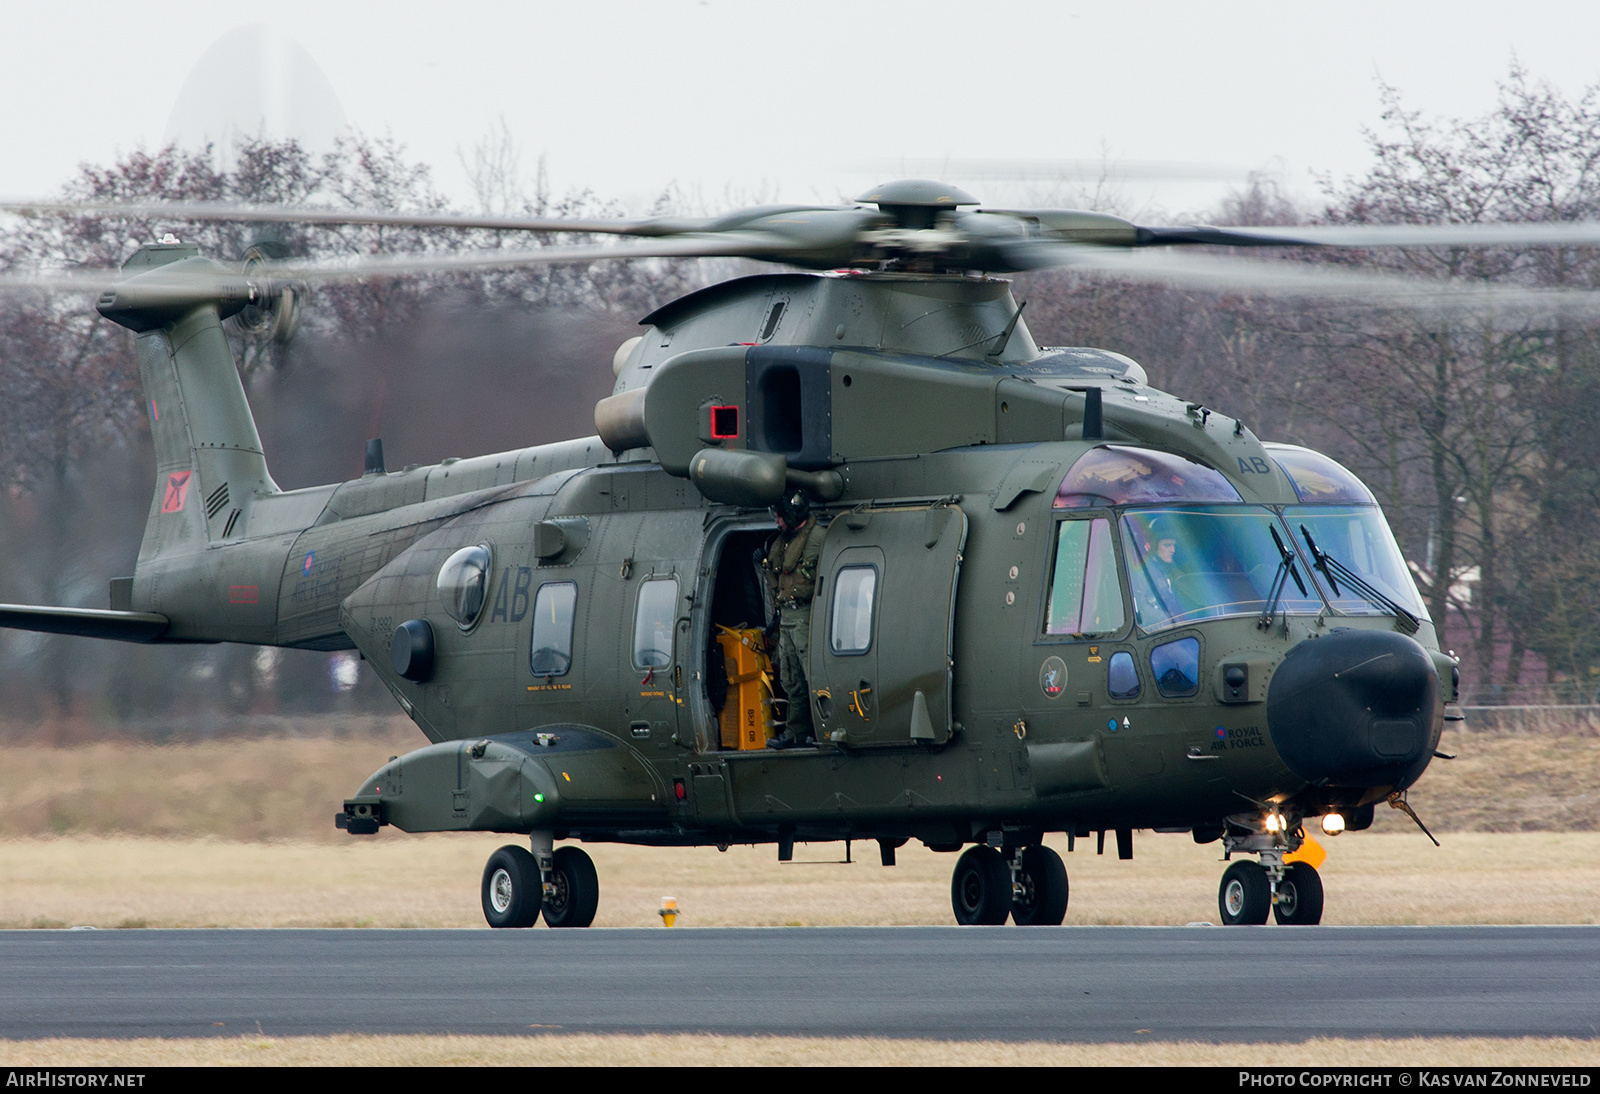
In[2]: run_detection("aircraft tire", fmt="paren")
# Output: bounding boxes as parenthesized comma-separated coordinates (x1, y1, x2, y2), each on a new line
(543, 846, 600, 928)
(1272, 862, 1325, 926)
(1010, 845, 1069, 926)
(951, 845, 1012, 925)
(1218, 860, 1271, 925)
(482, 845, 542, 928)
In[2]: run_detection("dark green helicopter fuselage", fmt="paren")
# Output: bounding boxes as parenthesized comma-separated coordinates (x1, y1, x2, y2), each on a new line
(18, 249, 1449, 919)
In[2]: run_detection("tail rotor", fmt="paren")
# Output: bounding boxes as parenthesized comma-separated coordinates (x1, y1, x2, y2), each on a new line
(233, 241, 301, 345)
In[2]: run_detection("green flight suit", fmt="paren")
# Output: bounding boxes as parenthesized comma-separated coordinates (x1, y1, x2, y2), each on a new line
(763, 516, 825, 741)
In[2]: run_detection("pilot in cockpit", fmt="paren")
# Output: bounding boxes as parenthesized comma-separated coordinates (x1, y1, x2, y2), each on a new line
(1140, 517, 1184, 619)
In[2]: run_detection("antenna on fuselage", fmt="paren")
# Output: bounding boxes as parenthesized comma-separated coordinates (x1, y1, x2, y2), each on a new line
(1081, 388, 1104, 441)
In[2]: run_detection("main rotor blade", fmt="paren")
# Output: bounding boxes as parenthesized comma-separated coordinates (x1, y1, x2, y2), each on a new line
(1016, 242, 1600, 317)
(257, 233, 790, 281)
(0, 228, 835, 298)
(1140, 221, 1600, 250)
(0, 198, 653, 237)
(0, 268, 129, 294)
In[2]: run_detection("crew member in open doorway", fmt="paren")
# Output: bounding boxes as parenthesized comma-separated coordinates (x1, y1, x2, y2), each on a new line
(763, 489, 824, 749)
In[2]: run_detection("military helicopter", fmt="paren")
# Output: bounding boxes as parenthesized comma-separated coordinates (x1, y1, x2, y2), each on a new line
(4, 179, 1598, 929)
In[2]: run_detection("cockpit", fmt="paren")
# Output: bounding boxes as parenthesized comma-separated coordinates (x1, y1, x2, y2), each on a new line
(1047, 444, 1426, 635)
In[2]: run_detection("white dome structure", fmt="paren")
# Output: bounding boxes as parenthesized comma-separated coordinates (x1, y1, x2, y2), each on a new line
(163, 24, 350, 167)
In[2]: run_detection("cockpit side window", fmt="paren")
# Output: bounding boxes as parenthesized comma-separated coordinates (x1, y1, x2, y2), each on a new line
(529, 581, 577, 677)
(1045, 518, 1126, 637)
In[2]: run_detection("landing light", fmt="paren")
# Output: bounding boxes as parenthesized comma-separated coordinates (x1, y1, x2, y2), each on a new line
(1264, 812, 1284, 833)
(1321, 813, 1346, 836)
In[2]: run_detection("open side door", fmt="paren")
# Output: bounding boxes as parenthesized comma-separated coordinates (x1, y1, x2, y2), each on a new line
(810, 503, 967, 746)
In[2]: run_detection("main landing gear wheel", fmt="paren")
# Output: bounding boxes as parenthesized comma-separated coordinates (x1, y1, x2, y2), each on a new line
(951, 845, 1012, 925)
(1218, 860, 1271, 925)
(543, 846, 600, 928)
(482, 845, 542, 928)
(1272, 861, 1324, 926)
(1010, 845, 1069, 926)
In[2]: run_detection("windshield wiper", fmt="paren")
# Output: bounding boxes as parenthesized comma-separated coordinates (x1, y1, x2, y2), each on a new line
(1299, 525, 1420, 635)
(1258, 524, 1309, 629)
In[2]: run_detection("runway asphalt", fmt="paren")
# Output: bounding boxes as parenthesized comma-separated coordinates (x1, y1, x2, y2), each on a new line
(1, 926, 1594, 1042)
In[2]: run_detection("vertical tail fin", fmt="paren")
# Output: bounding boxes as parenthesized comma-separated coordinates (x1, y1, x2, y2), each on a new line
(97, 243, 279, 609)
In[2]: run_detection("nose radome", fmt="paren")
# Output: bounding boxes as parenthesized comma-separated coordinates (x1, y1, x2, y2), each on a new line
(1267, 629, 1443, 791)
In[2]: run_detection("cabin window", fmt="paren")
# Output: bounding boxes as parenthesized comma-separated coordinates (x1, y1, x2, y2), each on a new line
(529, 581, 577, 677)
(1055, 446, 1241, 508)
(437, 544, 492, 628)
(633, 578, 679, 669)
(1151, 637, 1200, 698)
(1107, 651, 1141, 699)
(829, 565, 878, 654)
(1045, 518, 1125, 637)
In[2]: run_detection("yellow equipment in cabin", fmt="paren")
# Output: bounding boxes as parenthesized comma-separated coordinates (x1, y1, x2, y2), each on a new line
(715, 625, 777, 750)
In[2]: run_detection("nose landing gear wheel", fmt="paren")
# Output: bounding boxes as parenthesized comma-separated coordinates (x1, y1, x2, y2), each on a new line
(1272, 861, 1324, 925)
(1010, 845, 1069, 926)
(950, 845, 1012, 925)
(1218, 860, 1271, 925)
(482, 845, 542, 928)
(543, 846, 600, 928)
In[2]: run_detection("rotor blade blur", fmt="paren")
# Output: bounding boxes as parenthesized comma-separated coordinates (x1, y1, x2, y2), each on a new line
(0, 237, 770, 297)
(1018, 242, 1600, 317)
(0, 268, 128, 294)
(0, 199, 652, 236)
(0, 221, 869, 298)
(256, 233, 789, 281)
(1163, 221, 1600, 249)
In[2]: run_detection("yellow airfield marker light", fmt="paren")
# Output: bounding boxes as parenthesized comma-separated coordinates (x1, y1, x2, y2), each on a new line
(659, 897, 679, 927)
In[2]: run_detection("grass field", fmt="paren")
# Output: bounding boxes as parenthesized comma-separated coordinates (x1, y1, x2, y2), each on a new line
(2, 830, 1598, 929)
(0, 720, 1597, 929)
(1, 720, 1595, 1065)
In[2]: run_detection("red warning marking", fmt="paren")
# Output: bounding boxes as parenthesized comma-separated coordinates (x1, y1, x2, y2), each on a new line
(709, 405, 739, 439)
(228, 585, 259, 605)
(161, 471, 192, 513)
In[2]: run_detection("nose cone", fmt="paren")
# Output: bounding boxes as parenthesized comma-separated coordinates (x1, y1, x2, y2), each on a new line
(1267, 629, 1443, 791)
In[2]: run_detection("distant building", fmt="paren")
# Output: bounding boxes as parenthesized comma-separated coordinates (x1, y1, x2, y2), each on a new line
(163, 24, 350, 168)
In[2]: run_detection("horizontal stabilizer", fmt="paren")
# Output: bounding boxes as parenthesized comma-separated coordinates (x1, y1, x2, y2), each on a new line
(0, 604, 170, 643)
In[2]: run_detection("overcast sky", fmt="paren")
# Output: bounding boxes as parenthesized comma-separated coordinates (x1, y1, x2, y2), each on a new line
(3, 0, 1599, 222)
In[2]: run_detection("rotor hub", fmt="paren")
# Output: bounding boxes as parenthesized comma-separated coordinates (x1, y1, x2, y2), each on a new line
(857, 179, 979, 231)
